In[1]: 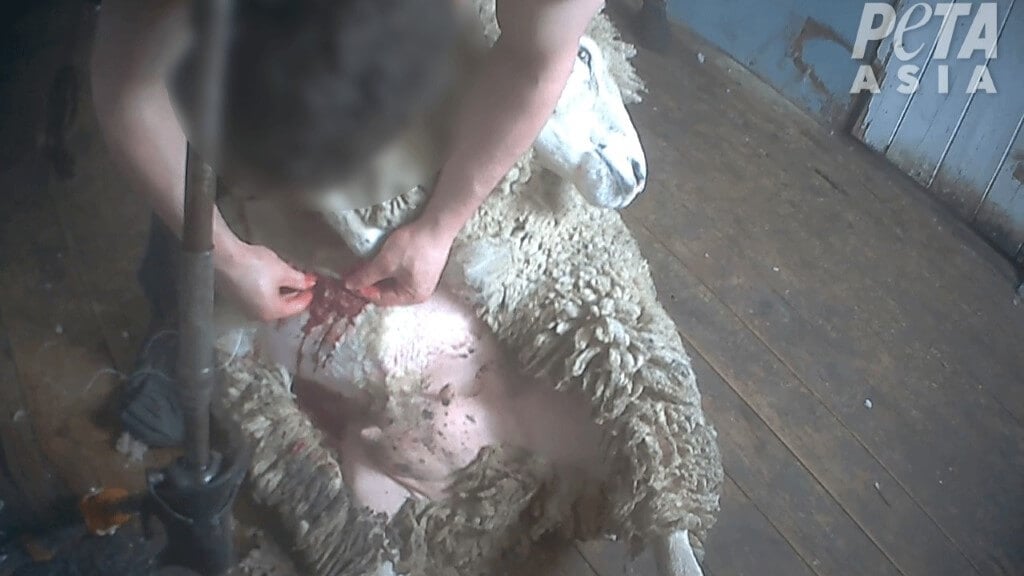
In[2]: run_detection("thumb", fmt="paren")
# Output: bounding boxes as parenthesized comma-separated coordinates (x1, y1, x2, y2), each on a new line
(374, 286, 414, 307)
(280, 266, 317, 292)
(344, 258, 390, 292)
(276, 290, 314, 318)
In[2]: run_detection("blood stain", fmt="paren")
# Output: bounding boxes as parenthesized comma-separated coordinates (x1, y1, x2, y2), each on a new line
(296, 275, 370, 369)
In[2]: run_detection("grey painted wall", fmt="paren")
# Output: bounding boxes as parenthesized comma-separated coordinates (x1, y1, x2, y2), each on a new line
(666, 0, 888, 127)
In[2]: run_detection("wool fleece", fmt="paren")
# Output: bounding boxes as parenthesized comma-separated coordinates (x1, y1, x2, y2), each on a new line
(214, 3, 723, 575)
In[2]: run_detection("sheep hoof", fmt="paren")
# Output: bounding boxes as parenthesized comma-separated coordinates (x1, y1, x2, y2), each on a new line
(371, 560, 397, 576)
(653, 530, 704, 576)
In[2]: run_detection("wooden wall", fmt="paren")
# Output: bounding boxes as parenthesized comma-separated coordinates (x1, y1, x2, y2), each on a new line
(856, 0, 1024, 262)
(665, 0, 1024, 262)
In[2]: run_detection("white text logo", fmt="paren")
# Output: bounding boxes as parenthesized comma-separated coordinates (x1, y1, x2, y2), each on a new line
(850, 2, 999, 95)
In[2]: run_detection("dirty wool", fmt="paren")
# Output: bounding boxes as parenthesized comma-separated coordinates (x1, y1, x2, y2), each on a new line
(215, 5, 723, 576)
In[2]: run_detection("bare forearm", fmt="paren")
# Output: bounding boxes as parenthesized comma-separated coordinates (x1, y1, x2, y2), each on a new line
(419, 0, 602, 240)
(420, 43, 572, 236)
(91, 0, 242, 263)
(92, 76, 242, 262)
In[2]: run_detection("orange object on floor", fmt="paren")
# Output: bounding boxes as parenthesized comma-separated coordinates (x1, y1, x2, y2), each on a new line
(79, 487, 136, 536)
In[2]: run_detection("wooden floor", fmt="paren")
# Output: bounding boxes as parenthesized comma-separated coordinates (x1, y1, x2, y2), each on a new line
(1, 3, 1022, 575)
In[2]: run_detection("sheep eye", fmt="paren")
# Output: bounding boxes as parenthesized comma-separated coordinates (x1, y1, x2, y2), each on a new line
(577, 46, 592, 68)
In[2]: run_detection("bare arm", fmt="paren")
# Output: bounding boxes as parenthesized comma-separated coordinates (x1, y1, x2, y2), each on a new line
(420, 0, 604, 235)
(91, 0, 314, 320)
(91, 0, 231, 255)
(346, 0, 603, 304)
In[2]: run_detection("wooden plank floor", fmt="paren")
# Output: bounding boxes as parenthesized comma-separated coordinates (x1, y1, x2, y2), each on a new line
(610, 14, 1024, 576)
(1, 3, 1022, 575)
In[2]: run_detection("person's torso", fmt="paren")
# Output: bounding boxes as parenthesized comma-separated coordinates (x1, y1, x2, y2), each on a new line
(218, 0, 491, 276)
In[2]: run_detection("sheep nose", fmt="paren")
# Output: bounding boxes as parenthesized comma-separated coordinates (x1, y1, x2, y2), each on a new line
(631, 158, 647, 187)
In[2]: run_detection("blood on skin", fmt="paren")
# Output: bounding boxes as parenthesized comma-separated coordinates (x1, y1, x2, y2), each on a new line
(296, 275, 369, 369)
(259, 279, 609, 516)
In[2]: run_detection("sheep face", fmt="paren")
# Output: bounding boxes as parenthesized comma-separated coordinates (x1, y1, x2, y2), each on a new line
(534, 36, 648, 209)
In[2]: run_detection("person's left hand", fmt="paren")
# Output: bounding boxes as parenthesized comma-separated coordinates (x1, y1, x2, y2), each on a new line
(343, 218, 456, 306)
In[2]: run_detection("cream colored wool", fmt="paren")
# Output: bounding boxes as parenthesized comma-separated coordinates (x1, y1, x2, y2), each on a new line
(218, 160, 724, 575)
(449, 161, 723, 556)
(214, 4, 723, 574)
(218, 359, 390, 576)
(218, 354, 604, 576)
(351, 4, 723, 551)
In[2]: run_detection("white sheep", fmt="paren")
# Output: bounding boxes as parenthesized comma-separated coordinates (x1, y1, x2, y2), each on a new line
(213, 3, 723, 576)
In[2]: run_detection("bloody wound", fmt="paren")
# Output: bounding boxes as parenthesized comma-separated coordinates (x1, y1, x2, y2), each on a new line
(298, 275, 371, 369)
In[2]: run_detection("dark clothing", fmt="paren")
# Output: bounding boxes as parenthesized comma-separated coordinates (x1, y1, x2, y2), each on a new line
(128, 179, 227, 448)
(123, 214, 185, 447)
(138, 178, 225, 326)
(137, 215, 180, 327)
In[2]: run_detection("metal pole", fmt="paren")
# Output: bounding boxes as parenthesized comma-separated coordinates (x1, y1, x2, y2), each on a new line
(143, 3, 249, 573)
(178, 0, 232, 479)
(179, 151, 216, 478)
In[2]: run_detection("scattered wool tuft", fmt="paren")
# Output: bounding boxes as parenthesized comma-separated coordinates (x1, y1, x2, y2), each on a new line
(115, 432, 148, 462)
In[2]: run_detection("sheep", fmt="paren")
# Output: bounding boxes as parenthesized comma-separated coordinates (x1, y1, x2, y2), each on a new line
(213, 3, 723, 575)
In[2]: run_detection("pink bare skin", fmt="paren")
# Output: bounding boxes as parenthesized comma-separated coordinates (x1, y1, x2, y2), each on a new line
(253, 285, 607, 515)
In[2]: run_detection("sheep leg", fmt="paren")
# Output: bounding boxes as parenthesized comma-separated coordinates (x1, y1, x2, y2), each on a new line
(370, 559, 397, 576)
(653, 530, 704, 576)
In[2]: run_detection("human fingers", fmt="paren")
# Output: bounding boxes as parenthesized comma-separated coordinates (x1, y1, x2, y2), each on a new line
(355, 283, 383, 301)
(373, 288, 408, 307)
(274, 289, 315, 319)
(373, 281, 424, 307)
(277, 264, 317, 292)
(344, 257, 393, 293)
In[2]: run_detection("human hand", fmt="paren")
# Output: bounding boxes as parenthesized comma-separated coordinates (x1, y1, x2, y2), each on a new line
(343, 219, 455, 307)
(215, 241, 317, 321)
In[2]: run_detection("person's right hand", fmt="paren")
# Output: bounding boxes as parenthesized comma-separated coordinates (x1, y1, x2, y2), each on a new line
(215, 241, 317, 321)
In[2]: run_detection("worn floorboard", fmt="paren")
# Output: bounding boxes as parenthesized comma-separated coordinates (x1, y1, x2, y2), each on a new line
(631, 31, 1024, 423)
(0, 0, 163, 502)
(0, 307, 69, 528)
(617, 25, 1023, 574)
(577, 538, 660, 576)
(701, 479, 813, 576)
(578, 476, 815, 576)
(45, 4, 151, 374)
(630, 223, 944, 576)
(0, 150, 154, 497)
(520, 542, 601, 576)
(687, 350, 884, 576)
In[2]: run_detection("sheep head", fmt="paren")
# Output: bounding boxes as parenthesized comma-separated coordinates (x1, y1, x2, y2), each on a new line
(534, 36, 648, 210)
